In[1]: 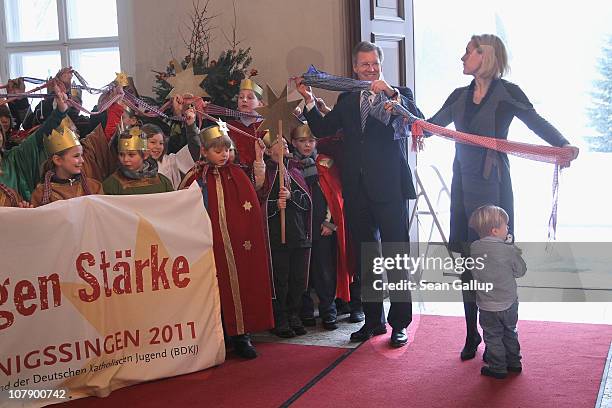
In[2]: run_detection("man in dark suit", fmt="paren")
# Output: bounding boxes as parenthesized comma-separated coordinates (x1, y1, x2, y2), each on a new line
(295, 41, 423, 347)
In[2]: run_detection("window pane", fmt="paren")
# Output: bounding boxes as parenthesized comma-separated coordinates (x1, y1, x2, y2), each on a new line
(4, 0, 59, 42)
(414, 1, 612, 241)
(66, 0, 118, 39)
(70, 47, 120, 110)
(9, 51, 62, 91)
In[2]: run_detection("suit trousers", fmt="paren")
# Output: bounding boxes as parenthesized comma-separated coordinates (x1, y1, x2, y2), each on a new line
(344, 179, 412, 330)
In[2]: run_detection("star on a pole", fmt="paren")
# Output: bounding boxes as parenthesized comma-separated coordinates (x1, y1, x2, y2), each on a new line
(165, 59, 209, 98)
(242, 201, 252, 211)
(216, 118, 229, 135)
(255, 85, 302, 142)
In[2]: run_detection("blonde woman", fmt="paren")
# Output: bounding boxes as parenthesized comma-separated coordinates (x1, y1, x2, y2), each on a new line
(428, 34, 578, 361)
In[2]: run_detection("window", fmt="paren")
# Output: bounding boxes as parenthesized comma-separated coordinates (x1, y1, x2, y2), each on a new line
(0, 0, 120, 110)
(413, 0, 612, 241)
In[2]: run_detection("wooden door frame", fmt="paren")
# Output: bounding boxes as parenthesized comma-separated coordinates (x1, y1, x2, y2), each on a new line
(346, 0, 416, 88)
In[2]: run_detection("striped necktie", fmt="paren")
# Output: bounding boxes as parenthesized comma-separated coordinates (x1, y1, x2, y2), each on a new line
(360, 90, 371, 132)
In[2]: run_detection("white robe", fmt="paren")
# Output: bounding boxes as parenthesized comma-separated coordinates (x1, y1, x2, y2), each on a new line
(157, 145, 194, 190)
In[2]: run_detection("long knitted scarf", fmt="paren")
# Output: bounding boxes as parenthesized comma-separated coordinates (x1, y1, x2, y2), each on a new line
(293, 149, 318, 185)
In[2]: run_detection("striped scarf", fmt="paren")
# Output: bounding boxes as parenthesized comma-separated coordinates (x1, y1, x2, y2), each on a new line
(301, 66, 578, 239)
(0, 182, 19, 207)
(118, 157, 159, 180)
(301, 65, 407, 139)
(41, 170, 92, 206)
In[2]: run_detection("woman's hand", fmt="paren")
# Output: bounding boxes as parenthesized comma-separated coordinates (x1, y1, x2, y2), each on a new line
(560, 144, 579, 169)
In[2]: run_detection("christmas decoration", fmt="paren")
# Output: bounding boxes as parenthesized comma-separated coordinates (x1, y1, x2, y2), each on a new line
(152, 0, 256, 109)
(255, 85, 301, 142)
(165, 60, 208, 98)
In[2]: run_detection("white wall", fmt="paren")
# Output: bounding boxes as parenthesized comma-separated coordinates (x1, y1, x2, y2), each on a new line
(119, 0, 349, 104)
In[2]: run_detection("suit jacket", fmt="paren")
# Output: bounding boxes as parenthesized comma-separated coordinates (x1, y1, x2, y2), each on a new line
(304, 87, 423, 203)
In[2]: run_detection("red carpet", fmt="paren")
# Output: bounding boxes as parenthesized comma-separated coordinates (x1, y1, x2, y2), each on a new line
(58, 316, 611, 408)
(293, 315, 612, 408)
(61, 343, 347, 408)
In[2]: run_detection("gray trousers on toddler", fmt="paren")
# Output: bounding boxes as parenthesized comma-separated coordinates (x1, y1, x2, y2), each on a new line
(479, 301, 522, 373)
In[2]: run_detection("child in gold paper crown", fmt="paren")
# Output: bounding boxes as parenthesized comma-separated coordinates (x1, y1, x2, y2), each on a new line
(227, 79, 267, 170)
(179, 120, 273, 359)
(0, 83, 71, 202)
(30, 116, 104, 206)
(259, 133, 312, 338)
(102, 127, 174, 195)
(290, 123, 351, 331)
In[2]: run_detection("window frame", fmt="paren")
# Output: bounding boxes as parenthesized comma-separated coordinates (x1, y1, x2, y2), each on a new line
(0, 0, 120, 83)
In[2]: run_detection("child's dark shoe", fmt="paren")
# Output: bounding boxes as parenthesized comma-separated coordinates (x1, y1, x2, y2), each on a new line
(481, 366, 507, 379)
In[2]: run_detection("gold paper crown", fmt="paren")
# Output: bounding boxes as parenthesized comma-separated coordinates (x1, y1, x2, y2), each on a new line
(240, 79, 264, 100)
(291, 123, 316, 141)
(61, 115, 76, 131)
(261, 130, 276, 148)
(45, 126, 81, 155)
(118, 127, 147, 152)
(199, 119, 229, 145)
(70, 85, 82, 101)
(115, 72, 129, 87)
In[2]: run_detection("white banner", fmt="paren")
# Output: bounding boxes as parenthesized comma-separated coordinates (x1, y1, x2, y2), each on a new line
(0, 186, 225, 407)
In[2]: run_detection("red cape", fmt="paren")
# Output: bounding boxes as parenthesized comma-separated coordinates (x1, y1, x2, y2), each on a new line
(227, 119, 265, 169)
(316, 154, 351, 301)
(181, 163, 274, 336)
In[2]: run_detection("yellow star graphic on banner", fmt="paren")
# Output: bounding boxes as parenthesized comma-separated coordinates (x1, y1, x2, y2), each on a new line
(255, 85, 302, 142)
(243, 241, 252, 251)
(59, 215, 222, 394)
(165, 60, 208, 98)
(242, 201, 252, 211)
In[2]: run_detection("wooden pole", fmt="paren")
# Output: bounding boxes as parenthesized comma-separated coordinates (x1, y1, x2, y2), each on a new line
(278, 120, 286, 244)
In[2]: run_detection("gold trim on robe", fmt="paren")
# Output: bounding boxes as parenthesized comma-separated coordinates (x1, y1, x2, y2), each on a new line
(213, 168, 245, 334)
